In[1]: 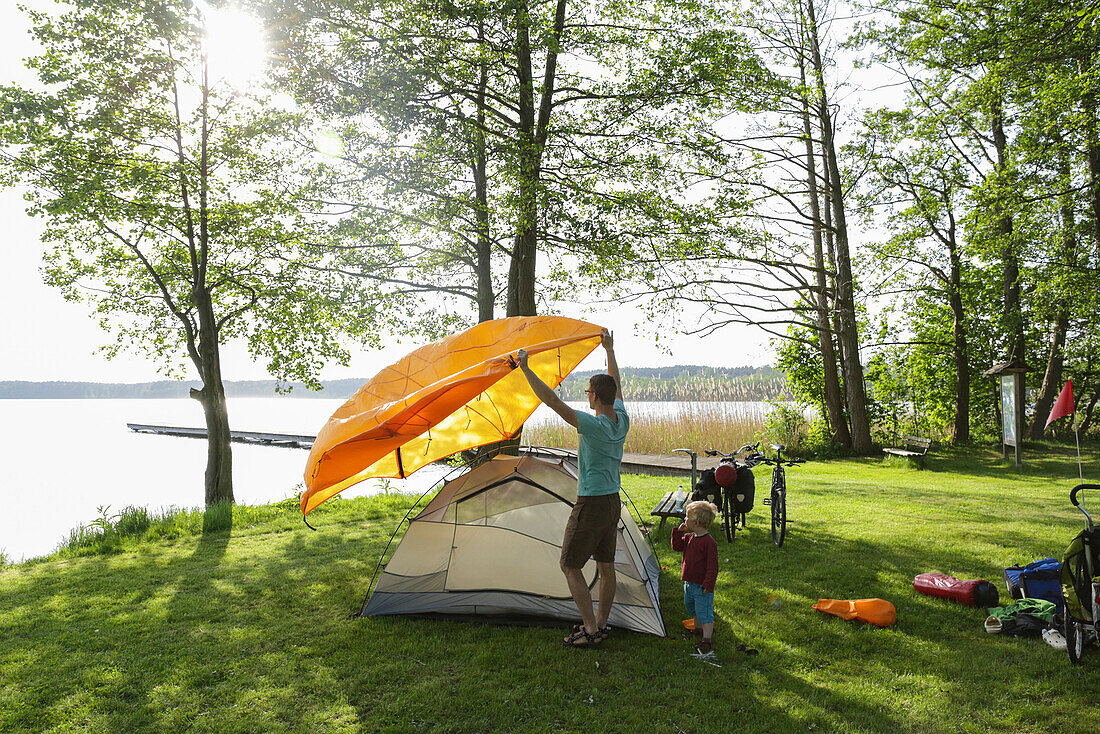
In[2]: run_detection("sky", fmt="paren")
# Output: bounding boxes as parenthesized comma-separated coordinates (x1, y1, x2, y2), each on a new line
(0, 1, 774, 385)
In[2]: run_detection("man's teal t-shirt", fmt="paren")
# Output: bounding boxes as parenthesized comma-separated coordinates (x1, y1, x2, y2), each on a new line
(576, 399, 629, 496)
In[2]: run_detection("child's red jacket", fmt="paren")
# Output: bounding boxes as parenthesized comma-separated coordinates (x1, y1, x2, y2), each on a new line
(671, 526, 719, 593)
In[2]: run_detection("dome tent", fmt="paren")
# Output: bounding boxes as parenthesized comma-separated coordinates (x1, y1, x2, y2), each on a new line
(361, 453, 665, 637)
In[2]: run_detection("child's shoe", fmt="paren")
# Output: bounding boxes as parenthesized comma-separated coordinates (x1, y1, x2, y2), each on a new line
(694, 639, 713, 654)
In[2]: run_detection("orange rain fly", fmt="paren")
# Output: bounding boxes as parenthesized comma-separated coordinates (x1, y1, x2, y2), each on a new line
(301, 316, 604, 515)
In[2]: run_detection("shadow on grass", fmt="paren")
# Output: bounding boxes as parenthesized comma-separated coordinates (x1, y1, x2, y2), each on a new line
(3, 482, 1099, 734)
(672, 523, 1098, 731)
(929, 441, 1100, 481)
(0, 501, 247, 731)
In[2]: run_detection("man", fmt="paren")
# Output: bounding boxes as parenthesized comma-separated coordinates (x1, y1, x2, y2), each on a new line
(516, 329, 628, 648)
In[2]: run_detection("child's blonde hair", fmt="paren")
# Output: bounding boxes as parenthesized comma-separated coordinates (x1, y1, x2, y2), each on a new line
(685, 500, 718, 528)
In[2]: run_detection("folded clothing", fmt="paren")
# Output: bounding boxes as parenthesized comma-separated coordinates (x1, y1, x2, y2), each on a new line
(987, 598, 1056, 623)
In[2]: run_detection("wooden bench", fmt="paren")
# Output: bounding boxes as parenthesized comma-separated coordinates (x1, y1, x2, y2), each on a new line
(650, 491, 686, 531)
(883, 436, 932, 468)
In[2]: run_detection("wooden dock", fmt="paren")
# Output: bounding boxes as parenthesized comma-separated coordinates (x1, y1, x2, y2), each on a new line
(126, 424, 719, 476)
(126, 424, 315, 449)
(493, 447, 723, 478)
(622, 451, 723, 477)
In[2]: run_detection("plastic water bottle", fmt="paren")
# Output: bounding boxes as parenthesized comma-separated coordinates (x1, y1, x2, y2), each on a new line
(672, 485, 687, 514)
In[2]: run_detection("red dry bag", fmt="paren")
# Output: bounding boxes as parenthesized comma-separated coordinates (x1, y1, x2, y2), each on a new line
(913, 572, 999, 608)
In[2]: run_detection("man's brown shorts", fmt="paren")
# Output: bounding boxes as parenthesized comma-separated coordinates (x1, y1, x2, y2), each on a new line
(561, 493, 621, 568)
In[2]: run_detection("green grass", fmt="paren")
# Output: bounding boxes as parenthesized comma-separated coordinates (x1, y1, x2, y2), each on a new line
(2, 444, 1099, 733)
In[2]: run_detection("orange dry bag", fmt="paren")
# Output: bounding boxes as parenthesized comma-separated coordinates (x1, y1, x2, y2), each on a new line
(812, 598, 897, 627)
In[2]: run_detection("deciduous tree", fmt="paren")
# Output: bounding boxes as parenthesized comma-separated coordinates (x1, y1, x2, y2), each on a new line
(1, 0, 375, 504)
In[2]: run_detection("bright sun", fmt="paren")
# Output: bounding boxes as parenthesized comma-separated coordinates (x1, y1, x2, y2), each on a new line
(197, 2, 268, 89)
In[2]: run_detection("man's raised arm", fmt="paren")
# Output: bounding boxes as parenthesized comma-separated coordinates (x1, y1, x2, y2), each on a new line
(516, 349, 579, 428)
(603, 329, 623, 401)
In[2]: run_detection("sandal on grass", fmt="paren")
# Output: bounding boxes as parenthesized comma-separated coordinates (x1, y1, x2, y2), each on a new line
(570, 623, 610, 641)
(562, 628, 603, 648)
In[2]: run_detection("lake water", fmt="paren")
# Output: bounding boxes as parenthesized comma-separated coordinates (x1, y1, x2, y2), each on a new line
(0, 398, 769, 562)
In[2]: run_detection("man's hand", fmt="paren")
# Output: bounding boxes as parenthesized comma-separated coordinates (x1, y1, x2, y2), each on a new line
(601, 328, 622, 401)
(514, 346, 578, 427)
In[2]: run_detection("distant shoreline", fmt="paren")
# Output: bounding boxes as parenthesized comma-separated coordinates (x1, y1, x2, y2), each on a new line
(0, 379, 361, 399)
(1, 365, 783, 401)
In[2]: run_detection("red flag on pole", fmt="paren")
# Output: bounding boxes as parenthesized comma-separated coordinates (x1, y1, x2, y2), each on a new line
(1044, 380, 1075, 429)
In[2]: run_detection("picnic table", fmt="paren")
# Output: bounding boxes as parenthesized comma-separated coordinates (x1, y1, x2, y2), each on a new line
(650, 491, 686, 531)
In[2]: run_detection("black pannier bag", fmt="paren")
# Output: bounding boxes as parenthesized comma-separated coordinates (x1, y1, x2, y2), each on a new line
(729, 466, 755, 513)
(691, 468, 722, 507)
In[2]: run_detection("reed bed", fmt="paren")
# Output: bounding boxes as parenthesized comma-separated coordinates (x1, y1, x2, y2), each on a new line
(523, 402, 767, 455)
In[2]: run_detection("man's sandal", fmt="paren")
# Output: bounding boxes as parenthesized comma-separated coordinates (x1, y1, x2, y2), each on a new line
(562, 628, 604, 648)
(570, 623, 610, 642)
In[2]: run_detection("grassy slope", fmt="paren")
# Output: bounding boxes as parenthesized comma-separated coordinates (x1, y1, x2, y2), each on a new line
(2, 446, 1099, 733)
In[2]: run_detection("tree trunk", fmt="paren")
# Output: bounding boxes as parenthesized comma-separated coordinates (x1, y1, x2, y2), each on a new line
(182, 59, 232, 506)
(473, 14, 493, 323)
(805, 0, 871, 452)
(506, 0, 544, 317)
(1078, 353, 1097, 436)
(946, 228, 970, 443)
(474, 159, 493, 322)
(506, 0, 566, 318)
(821, 155, 848, 420)
(799, 56, 849, 447)
(190, 288, 234, 506)
(1080, 386, 1099, 437)
(1027, 311, 1069, 439)
(1027, 146, 1075, 439)
(1080, 54, 1100, 259)
(991, 100, 1025, 365)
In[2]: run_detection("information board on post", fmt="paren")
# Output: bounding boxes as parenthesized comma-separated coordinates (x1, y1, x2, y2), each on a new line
(1001, 375, 1016, 447)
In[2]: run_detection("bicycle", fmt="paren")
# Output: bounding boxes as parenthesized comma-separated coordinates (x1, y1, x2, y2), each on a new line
(754, 444, 806, 547)
(704, 443, 762, 543)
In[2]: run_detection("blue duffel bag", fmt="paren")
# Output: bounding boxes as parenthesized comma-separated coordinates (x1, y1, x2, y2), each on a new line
(1003, 557, 1064, 614)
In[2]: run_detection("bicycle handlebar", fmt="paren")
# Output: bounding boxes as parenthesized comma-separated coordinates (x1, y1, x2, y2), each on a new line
(755, 457, 805, 467)
(706, 442, 760, 458)
(700, 443, 806, 467)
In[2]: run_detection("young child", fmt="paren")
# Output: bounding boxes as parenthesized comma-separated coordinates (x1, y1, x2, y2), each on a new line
(672, 500, 720, 654)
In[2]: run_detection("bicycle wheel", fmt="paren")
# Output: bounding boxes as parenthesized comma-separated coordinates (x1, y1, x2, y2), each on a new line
(1065, 615, 1084, 665)
(723, 494, 737, 542)
(770, 488, 786, 546)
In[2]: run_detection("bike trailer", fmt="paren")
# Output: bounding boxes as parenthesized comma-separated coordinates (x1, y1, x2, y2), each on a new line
(1062, 526, 1100, 625)
(1060, 483, 1100, 664)
(1003, 557, 1064, 614)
